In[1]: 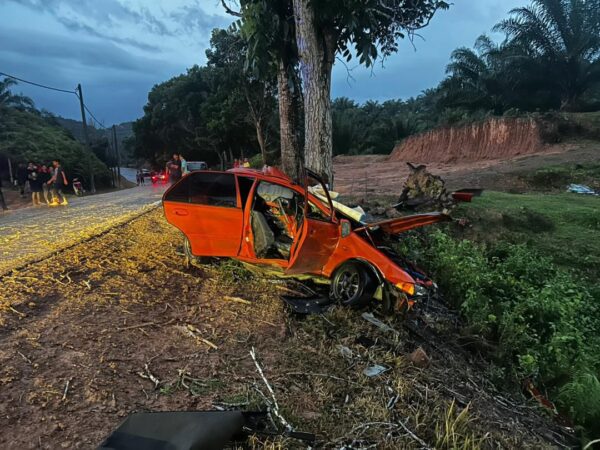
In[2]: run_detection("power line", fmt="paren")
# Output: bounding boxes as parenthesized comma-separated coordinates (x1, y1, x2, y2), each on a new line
(79, 96, 108, 129)
(2, 70, 110, 130)
(0, 71, 77, 95)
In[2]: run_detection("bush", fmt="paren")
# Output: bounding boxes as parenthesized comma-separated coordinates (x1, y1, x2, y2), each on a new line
(399, 230, 600, 437)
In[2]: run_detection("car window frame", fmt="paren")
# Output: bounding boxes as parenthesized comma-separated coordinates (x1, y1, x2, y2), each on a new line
(163, 171, 240, 209)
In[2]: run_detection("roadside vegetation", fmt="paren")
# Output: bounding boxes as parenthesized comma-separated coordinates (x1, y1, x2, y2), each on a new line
(396, 187, 600, 441)
(0, 78, 112, 189)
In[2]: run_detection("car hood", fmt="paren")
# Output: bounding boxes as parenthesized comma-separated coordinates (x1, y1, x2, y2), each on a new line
(355, 212, 452, 235)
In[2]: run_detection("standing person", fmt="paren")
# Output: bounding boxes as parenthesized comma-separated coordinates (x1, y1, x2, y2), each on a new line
(166, 154, 181, 183)
(136, 170, 141, 186)
(16, 163, 28, 198)
(28, 163, 43, 206)
(233, 158, 240, 169)
(47, 159, 68, 206)
(0, 179, 7, 211)
(178, 154, 188, 176)
(242, 158, 251, 168)
(39, 164, 52, 205)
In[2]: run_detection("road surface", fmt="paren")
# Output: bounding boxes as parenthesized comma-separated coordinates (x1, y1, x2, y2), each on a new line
(0, 184, 167, 276)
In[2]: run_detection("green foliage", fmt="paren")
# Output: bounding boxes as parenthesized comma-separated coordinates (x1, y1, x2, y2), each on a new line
(132, 28, 274, 168)
(401, 229, 600, 436)
(0, 107, 110, 187)
(439, 0, 600, 114)
(456, 191, 600, 280)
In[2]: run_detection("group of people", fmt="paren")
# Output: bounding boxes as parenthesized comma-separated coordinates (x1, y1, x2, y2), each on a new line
(234, 158, 251, 169)
(166, 153, 188, 183)
(15, 159, 68, 207)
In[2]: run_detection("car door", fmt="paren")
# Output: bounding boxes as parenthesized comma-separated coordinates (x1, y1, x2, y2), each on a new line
(285, 171, 340, 275)
(163, 172, 243, 257)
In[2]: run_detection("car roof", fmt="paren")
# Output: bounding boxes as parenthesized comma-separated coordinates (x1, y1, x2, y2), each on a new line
(227, 166, 292, 183)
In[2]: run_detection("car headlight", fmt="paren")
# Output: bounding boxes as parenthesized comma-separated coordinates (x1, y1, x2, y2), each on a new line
(395, 282, 415, 296)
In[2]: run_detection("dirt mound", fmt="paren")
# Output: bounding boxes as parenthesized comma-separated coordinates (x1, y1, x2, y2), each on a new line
(390, 117, 545, 164)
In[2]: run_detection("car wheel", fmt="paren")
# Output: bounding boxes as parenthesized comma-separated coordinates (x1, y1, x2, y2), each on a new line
(331, 261, 377, 308)
(183, 237, 211, 266)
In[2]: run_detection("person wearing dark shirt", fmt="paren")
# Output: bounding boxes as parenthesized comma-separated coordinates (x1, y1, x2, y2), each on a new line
(0, 179, 7, 211)
(16, 163, 28, 197)
(28, 163, 43, 206)
(38, 165, 51, 205)
(47, 159, 68, 206)
(166, 154, 182, 183)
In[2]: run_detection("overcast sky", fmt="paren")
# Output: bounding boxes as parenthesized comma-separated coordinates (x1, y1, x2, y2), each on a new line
(0, 0, 525, 126)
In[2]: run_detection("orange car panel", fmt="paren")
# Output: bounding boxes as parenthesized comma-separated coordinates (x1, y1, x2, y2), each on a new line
(285, 218, 340, 275)
(321, 231, 416, 286)
(164, 202, 244, 256)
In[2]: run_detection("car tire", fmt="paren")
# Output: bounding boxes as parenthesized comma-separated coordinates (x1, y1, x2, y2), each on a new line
(183, 237, 212, 266)
(331, 261, 377, 308)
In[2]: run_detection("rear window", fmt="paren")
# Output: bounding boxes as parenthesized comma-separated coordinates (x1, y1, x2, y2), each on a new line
(164, 176, 189, 203)
(189, 172, 237, 207)
(164, 172, 238, 208)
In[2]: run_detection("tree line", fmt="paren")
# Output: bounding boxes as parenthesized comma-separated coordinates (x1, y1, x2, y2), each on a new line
(132, 0, 600, 177)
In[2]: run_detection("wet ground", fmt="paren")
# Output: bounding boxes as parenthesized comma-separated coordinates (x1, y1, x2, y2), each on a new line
(0, 184, 166, 276)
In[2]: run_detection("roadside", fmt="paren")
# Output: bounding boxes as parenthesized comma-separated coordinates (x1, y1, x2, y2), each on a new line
(0, 209, 571, 449)
(0, 183, 166, 276)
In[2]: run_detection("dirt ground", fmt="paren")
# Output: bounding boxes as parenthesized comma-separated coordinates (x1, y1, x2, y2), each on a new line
(0, 209, 574, 449)
(333, 140, 600, 198)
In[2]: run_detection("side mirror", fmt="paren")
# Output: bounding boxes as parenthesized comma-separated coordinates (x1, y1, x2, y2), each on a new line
(340, 219, 351, 238)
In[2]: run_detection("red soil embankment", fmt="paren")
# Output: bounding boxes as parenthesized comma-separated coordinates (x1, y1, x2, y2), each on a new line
(389, 117, 544, 164)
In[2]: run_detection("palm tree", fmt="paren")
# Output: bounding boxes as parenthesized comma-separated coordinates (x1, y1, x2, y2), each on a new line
(0, 78, 34, 110)
(439, 35, 509, 114)
(494, 0, 600, 111)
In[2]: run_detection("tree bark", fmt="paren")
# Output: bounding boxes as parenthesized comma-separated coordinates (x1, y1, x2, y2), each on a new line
(292, 0, 336, 185)
(256, 119, 267, 166)
(277, 60, 302, 181)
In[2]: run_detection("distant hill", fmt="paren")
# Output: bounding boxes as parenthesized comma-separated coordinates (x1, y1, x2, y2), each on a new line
(54, 117, 134, 164)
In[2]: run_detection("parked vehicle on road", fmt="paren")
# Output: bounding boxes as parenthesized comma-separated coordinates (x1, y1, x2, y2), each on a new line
(186, 161, 208, 171)
(151, 171, 169, 184)
(162, 167, 454, 313)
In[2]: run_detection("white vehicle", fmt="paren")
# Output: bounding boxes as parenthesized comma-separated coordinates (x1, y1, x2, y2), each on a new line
(186, 161, 208, 171)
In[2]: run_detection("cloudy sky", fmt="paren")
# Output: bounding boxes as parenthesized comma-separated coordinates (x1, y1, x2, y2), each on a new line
(0, 0, 525, 126)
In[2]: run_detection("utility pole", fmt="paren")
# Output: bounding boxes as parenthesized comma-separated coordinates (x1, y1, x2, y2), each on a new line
(112, 125, 121, 188)
(77, 83, 96, 193)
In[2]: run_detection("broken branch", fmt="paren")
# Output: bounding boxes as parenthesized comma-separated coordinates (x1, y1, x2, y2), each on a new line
(250, 347, 292, 432)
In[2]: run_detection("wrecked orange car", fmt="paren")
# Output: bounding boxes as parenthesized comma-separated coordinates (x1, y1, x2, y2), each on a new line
(162, 166, 451, 313)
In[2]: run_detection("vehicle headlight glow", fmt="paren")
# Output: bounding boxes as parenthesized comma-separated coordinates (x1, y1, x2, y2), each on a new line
(395, 281, 415, 296)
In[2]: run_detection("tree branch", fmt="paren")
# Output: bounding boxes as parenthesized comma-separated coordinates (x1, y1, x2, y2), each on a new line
(221, 0, 242, 17)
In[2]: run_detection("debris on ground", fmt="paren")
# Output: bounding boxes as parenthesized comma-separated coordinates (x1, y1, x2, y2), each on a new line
(363, 364, 389, 377)
(567, 183, 598, 195)
(409, 346, 431, 368)
(394, 162, 480, 212)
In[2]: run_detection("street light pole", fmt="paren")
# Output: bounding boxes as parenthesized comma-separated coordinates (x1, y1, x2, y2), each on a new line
(112, 125, 121, 189)
(77, 83, 96, 194)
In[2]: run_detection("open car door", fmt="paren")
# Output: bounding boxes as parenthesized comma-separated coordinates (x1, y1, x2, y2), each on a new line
(285, 170, 340, 275)
(163, 172, 243, 257)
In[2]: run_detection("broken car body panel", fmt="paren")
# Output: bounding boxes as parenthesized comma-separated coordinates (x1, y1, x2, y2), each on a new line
(162, 166, 450, 302)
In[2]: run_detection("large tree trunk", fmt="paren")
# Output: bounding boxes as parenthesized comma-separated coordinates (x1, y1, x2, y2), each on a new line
(292, 0, 336, 185)
(256, 119, 267, 165)
(277, 60, 302, 181)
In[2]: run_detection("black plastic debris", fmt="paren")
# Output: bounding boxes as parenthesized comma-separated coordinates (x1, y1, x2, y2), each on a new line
(98, 410, 315, 450)
(281, 295, 334, 314)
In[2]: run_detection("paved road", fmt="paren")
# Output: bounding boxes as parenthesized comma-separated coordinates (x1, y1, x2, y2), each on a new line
(0, 184, 167, 276)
